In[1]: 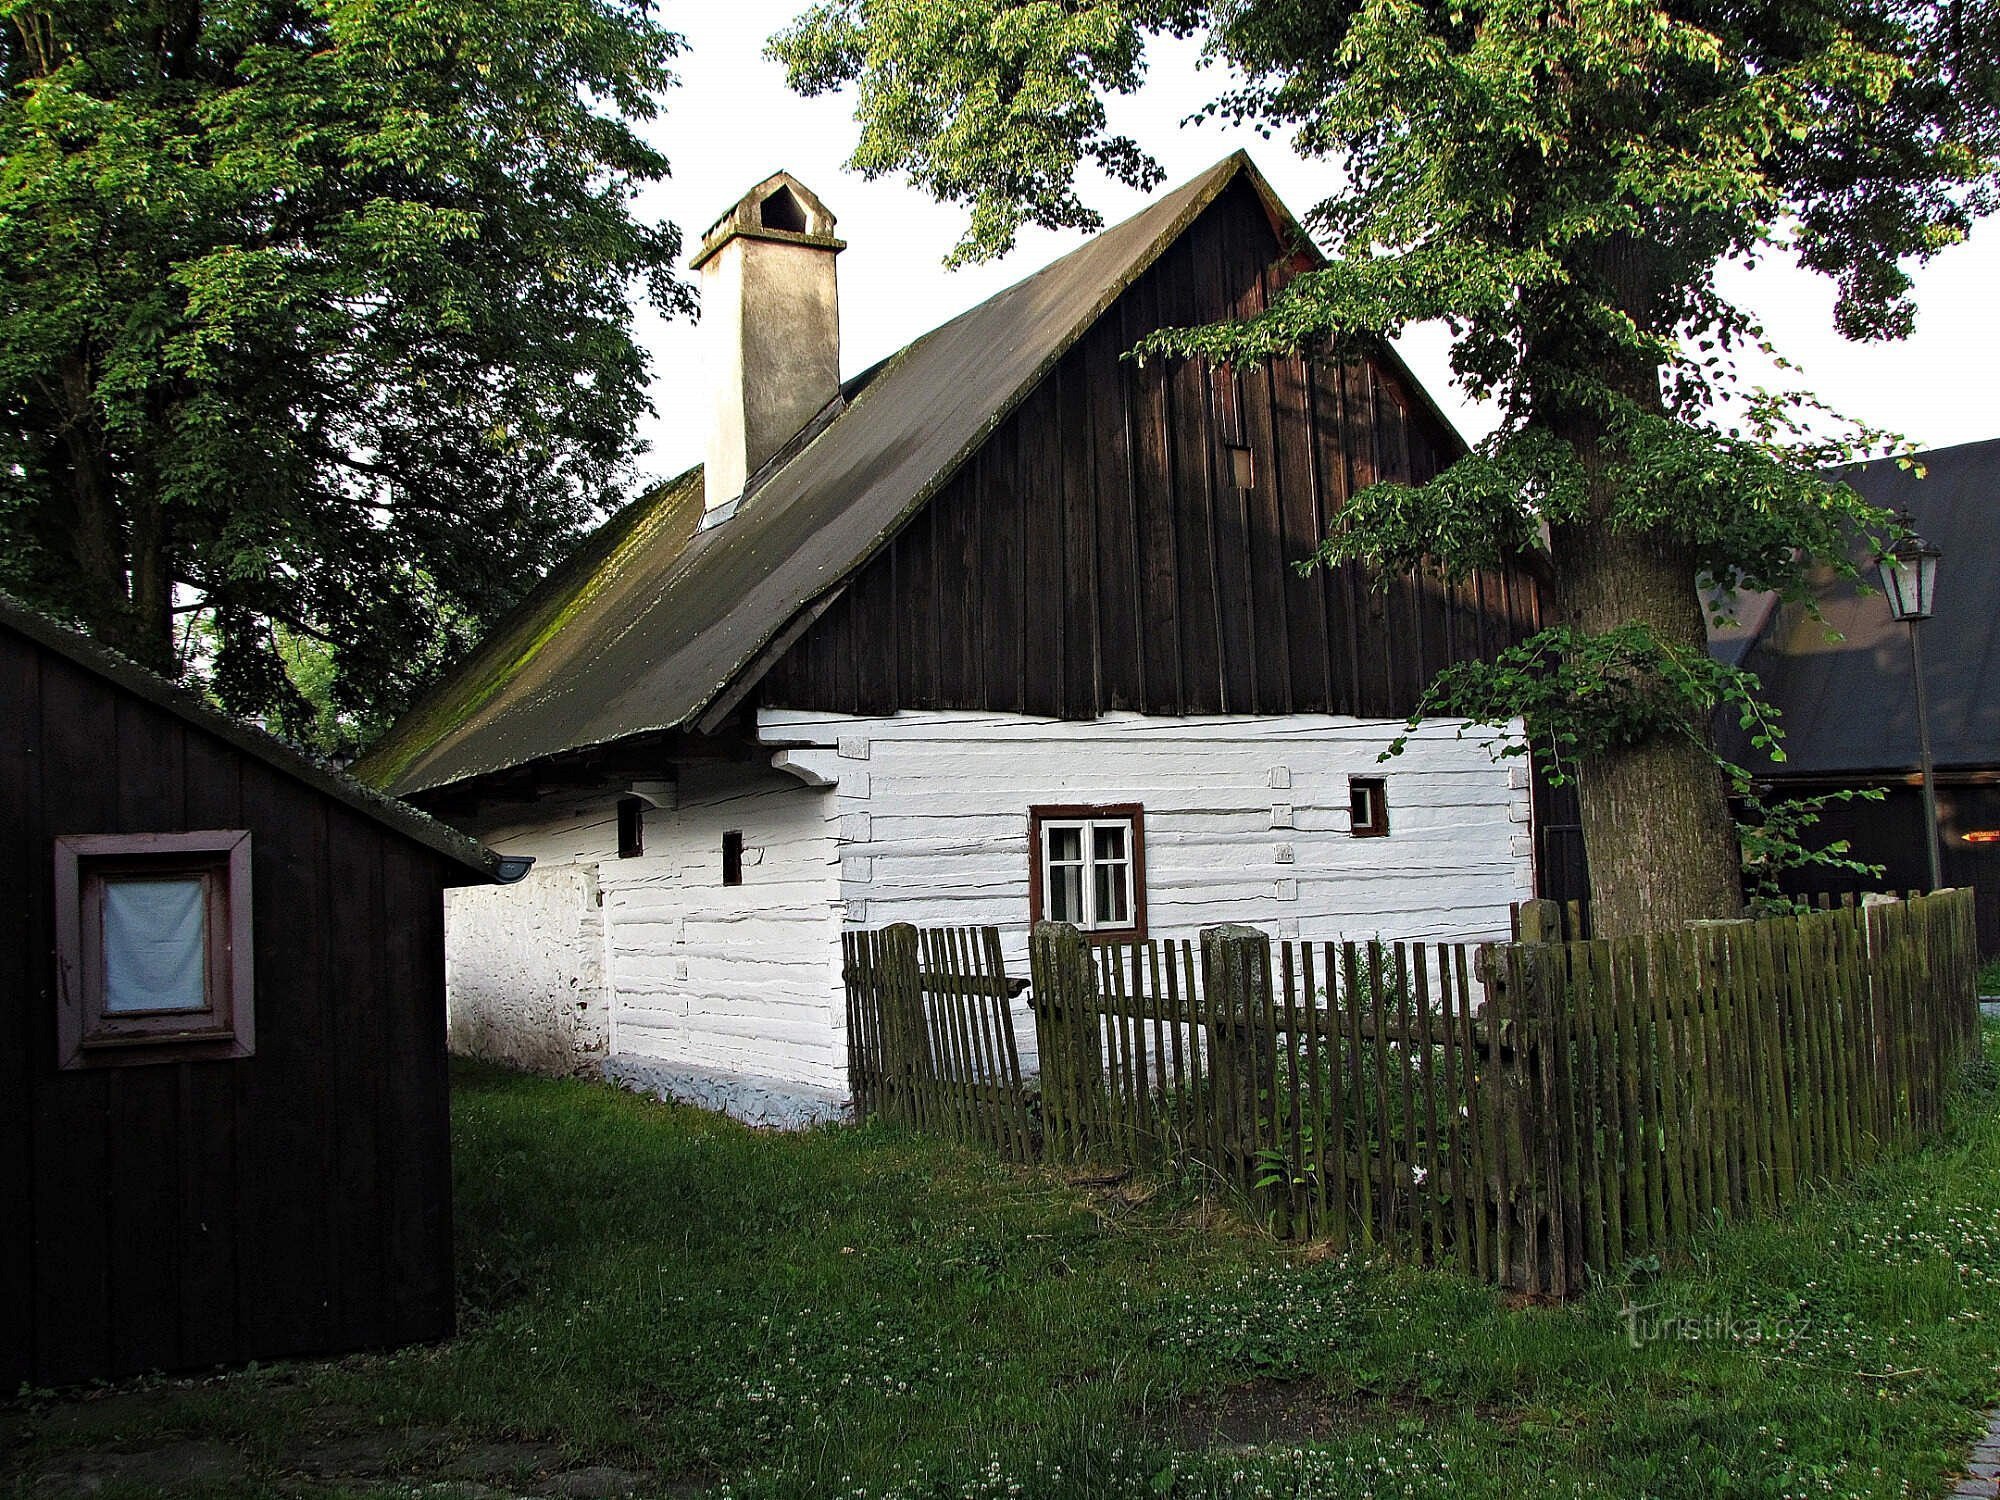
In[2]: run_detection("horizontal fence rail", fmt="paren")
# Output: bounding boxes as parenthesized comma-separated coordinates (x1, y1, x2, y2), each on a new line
(842, 889, 1981, 1292)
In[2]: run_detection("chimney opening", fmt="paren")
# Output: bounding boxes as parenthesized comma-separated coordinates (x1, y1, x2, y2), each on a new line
(759, 185, 809, 234)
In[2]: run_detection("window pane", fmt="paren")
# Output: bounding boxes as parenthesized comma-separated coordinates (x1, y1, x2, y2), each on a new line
(1092, 824, 1126, 863)
(1095, 859, 1128, 926)
(1048, 826, 1083, 863)
(1049, 862, 1085, 922)
(101, 877, 208, 1013)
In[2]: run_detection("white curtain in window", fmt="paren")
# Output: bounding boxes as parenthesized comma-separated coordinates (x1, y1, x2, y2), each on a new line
(102, 877, 208, 1013)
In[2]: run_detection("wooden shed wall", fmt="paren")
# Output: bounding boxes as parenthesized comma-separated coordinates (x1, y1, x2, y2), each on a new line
(759, 178, 1545, 720)
(0, 628, 456, 1388)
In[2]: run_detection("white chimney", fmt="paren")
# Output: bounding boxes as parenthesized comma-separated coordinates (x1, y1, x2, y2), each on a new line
(691, 172, 845, 513)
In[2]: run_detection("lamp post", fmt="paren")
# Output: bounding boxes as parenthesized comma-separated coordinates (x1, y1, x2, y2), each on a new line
(1877, 515, 1944, 891)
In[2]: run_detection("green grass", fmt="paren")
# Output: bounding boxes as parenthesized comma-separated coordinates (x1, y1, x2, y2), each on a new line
(1979, 956, 2000, 995)
(12, 1042, 2000, 1499)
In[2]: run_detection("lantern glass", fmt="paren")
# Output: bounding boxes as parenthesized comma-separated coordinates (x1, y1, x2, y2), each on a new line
(1878, 529, 1941, 622)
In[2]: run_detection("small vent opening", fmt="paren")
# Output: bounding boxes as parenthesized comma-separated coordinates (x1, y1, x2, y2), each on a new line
(1227, 444, 1255, 490)
(759, 186, 809, 233)
(722, 830, 745, 886)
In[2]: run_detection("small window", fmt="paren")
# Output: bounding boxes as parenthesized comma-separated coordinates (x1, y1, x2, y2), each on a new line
(53, 831, 254, 1069)
(759, 185, 809, 233)
(722, 830, 744, 886)
(1349, 777, 1390, 838)
(617, 797, 644, 859)
(1226, 444, 1255, 490)
(1029, 804, 1146, 939)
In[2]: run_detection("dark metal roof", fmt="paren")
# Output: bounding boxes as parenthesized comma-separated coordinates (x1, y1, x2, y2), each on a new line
(1717, 436, 2000, 778)
(358, 153, 1378, 796)
(0, 593, 512, 882)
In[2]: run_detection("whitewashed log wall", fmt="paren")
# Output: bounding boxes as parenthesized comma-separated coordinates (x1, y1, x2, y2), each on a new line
(456, 762, 845, 1116)
(442, 708, 1533, 1123)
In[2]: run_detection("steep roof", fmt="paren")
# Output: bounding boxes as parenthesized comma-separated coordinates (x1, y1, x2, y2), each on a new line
(0, 593, 513, 883)
(1718, 437, 2000, 777)
(360, 153, 1448, 796)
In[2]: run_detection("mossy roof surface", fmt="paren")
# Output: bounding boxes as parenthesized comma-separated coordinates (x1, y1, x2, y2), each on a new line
(359, 154, 1276, 795)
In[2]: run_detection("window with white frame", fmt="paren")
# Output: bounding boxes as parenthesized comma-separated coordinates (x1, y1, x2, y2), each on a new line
(1029, 804, 1146, 938)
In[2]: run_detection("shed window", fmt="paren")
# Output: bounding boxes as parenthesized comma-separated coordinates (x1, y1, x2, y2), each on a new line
(722, 830, 744, 886)
(1029, 804, 1146, 938)
(617, 797, 644, 859)
(1349, 777, 1390, 838)
(54, 831, 254, 1069)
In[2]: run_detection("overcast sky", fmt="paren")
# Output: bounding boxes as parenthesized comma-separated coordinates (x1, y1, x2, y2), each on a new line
(627, 3, 2000, 487)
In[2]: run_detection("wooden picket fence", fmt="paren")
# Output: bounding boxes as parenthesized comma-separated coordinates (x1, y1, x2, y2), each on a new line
(843, 924, 1033, 1159)
(842, 888, 1982, 1292)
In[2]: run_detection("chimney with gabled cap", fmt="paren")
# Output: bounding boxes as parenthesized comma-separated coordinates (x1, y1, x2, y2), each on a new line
(692, 172, 845, 513)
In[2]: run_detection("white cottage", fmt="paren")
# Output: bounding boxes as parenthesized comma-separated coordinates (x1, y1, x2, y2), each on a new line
(358, 156, 1556, 1125)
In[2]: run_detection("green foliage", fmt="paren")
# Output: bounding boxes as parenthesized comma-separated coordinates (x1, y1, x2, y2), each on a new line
(1735, 782, 1887, 916)
(772, 0, 2000, 913)
(0, 0, 691, 748)
(1386, 623, 1781, 777)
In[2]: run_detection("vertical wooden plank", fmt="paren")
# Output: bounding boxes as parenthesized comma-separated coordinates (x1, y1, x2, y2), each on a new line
(1547, 943, 1586, 1295)
(1279, 943, 1306, 1236)
(30, 657, 117, 1382)
(1392, 943, 1422, 1256)
(1298, 942, 1328, 1240)
(1437, 946, 1472, 1272)
(325, 810, 388, 1357)
(1461, 944, 1496, 1282)
(1414, 949, 1443, 1265)
(1272, 347, 1333, 711)
(1366, 943, 1398, 1255)
(1612, 936, 1649, 1255)
(1569, 939, 1607, 1280)
(1341, 362, 1392, 716)
(103, 695, 188, 1375)
(1316, 943, 1350, 1250)
(1343, 943, 1375, 1249)
(949, 928, 987, 1146)
(1587, 938, 1626, 1266)
(376, 840, 454, 1348)
(0, 636, 41, 1386)
(1684, 929, 1721, 1227)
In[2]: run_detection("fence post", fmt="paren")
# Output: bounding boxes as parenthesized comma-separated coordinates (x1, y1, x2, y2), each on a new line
(1515, 899, 1563, 945)
(878, 923, 927, 1128)
(1202, 924, 1275, 1190)
(1030, 921, 1100, 1160)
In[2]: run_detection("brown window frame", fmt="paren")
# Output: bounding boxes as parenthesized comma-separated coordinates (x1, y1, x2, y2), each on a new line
(53, 831, 255, 1069)
(1027, 803, 1147, 942)
(1349, 776, 1391, 838)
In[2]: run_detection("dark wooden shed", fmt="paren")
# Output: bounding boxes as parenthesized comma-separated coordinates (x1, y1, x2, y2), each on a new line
(0, 595, 520, 1388)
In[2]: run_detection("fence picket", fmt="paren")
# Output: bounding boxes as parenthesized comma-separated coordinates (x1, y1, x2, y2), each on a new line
(848, 893, 1978, 1290)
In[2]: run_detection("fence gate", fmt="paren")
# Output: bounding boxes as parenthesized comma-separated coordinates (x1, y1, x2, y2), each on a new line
(842, 925, 1032, 1159)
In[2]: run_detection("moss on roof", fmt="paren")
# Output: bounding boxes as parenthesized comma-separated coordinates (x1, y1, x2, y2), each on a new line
(360, 153, 1447, 797)
(357, 466, 705, 790)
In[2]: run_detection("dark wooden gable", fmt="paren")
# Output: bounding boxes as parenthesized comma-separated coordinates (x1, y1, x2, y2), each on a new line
(758, 177, 1545, 721)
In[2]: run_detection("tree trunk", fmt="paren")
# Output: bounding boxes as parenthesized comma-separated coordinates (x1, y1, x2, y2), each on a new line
(1534, 233, 1744, 938)
(54, 352, 178, 675)
(1552, 516, 1743, 936)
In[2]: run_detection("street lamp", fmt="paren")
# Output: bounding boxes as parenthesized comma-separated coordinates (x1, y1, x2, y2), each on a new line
(1878, 515, 1944, 891)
